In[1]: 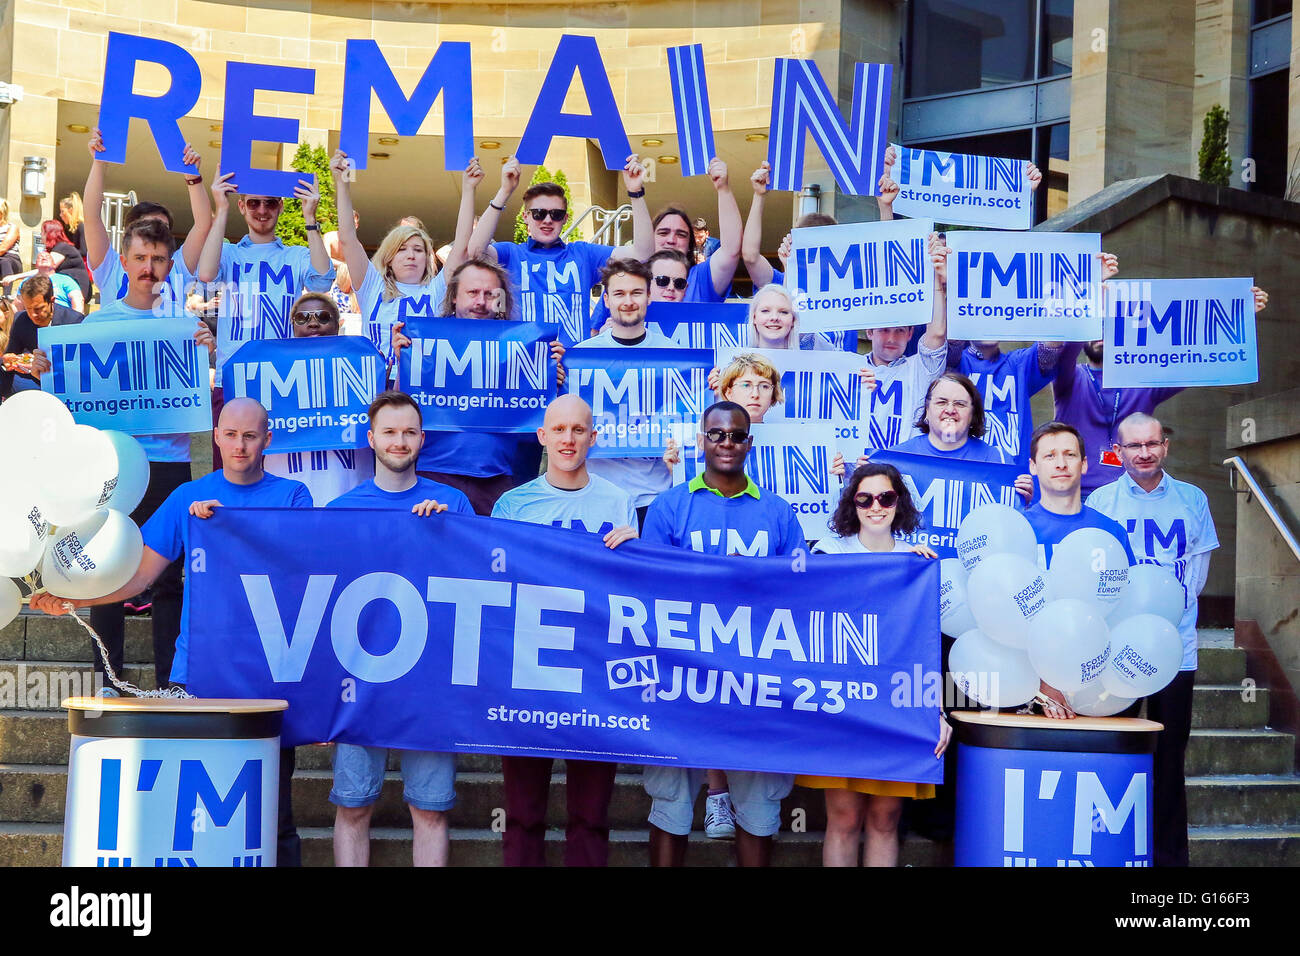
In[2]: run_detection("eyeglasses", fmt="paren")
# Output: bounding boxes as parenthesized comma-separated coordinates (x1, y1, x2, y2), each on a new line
(854, 491, 899, 509)
(730, 380, 773, 395)
(528, 208, 567, 223)
(243, 198, 282, 210)
(929, 397, 971, 410)
(703, 428, 751, 445)
(292, 310, 336, 325)
(653, 275, 689, 290)
(1119, 440, 1166, 452)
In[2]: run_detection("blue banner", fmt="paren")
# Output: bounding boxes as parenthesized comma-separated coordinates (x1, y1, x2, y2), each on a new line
(646, 301, 750, 349)
(222, 336, 383, 453)
(40, 318, 211, 435)
(188, 508, 943, 782)
(1103, 277, 1258, 388)
(564, 347, 712, 458)
(868, 449, 1024, 558)
(397, 317, 557, 433)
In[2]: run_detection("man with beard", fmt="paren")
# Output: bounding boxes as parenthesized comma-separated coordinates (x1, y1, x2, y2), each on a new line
(327, 390, 471, 867)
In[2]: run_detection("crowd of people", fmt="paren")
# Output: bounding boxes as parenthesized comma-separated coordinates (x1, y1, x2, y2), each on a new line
(6, 129, 1270, 869)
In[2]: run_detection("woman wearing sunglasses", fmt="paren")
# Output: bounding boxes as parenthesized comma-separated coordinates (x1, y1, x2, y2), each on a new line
(263, 291, 375, 505)
(797, 462, 949, 866)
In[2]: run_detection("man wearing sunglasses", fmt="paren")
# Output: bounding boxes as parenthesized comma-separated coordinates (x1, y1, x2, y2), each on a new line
(647, 250, 691, 303)
(1085, 412, 1217, 867)
(466, 154, 653, 342)
(640, 401, 803, 868)
(197, 170, 335, 465)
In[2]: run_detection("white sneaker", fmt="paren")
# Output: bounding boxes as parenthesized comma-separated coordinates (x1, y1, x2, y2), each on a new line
(704, 791, 736, 840)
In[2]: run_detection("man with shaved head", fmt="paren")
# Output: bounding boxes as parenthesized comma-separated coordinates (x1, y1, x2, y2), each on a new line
(490, 394, 637, 866)
(30, 395, 314, 866)
(1086, 411, 1218, 867)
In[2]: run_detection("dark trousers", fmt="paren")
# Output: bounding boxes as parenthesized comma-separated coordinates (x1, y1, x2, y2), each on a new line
(501, 756, 617, 867)
(89, 460, 191, 687)
(278, 747, 301, 867)
(417, 470, 514, 517)
(1147, 669, 1196, 867)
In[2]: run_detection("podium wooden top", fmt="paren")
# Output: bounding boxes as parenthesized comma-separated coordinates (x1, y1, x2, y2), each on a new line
(949, 710, 1163, 733)
(63, 697, 289, 715)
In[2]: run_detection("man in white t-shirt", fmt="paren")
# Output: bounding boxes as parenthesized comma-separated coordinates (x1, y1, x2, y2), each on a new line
(571, 257, 682, 526)
(491, 394, 637, 866)
(1086, 412, 1218, 868)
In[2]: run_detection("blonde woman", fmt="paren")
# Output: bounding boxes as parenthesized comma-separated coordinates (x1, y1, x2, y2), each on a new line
(0, 199, 21, 279)
(59, 191, 87, 257)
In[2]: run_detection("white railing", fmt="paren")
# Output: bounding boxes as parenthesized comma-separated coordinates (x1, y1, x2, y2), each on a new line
(1224, 456, 1300, 564)
(565, 203, 632, 246)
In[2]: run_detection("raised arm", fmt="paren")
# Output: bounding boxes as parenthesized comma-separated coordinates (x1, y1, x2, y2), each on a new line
(178, 144, 213, 274)
(703, 158, 741, 296)
(83, 129, 111, 271)
(442, 157, 486, 276)
(877, 144, 898, 221)
(466, 155, 521, 264)
(614, 154, 653, 261)
(197, 173, 236, 283)
(742, 161, 775, 287)
(919, 231, 949, 351)
(328, 150, 373, 290)
(295, 178, 332, 277)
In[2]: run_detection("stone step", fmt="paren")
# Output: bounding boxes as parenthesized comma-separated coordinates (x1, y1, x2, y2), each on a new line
(1187, 775, 1300, 827)
(1188, 826, 1300, 866)
(1190, 684, 1270, 729)
(1186, 729, 1297, 776)
(1193, 630, 1245, 685)
(0, 613, 155, 665)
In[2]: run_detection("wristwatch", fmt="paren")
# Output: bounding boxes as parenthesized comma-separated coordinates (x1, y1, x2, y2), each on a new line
(305, 224, 320, 232)
(627, 187, 646, 199)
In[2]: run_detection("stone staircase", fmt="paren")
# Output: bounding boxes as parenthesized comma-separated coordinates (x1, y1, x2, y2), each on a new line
(0, 615, 1296, 866)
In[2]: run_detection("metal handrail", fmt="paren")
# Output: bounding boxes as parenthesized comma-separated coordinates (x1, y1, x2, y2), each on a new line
(564, 203, 632, 246)
(1224, 456, 1300, 564)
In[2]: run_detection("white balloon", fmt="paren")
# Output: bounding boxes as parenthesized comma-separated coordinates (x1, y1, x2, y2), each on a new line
(1048, 527, 1130, 609)
(0, 501, 49, 578)
(955, 503, 1038, 571)
(0, 576, 19, 631)
(1106, 563, 1186, 627)
(99, 431, 151, 516)
(1101, 614, 1183, 698)
(967, 552, 1051, 649)
(39, 509, 143, 601)
(1066, 680, 1136, 717)
(31, 425, 121, 527)
(939, 557, 977, 637)
(1027, 598, 1111, 693)
(0, 388, 73, 434)
(948, 628, 1040, 708)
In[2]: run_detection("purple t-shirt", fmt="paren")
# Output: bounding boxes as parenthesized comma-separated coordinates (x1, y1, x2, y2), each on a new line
(887, 433, 1009, 464)
(1053, 344, 1182, 495)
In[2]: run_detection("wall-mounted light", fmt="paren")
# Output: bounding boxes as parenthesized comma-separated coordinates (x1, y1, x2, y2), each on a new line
(798, 183, 822, 217)
(656, 155, 679, 165)
(641, 138, 663, 147)
(478, 141, 501, 150)
(377, 136, 399, 146)
(21, 156, 47, 198)
(745, 133, 768, 142)
(369, 152, 390, 160)
(66, 123, 90, 134)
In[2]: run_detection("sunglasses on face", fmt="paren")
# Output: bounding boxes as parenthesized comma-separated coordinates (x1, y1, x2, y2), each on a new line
(244, 198, 282, 210)
(528, 208, 567, 222)
(703, 428, 751, 445)
(653, 275, 688, 290)
(292, 310, 336, 325)
(854, 491, 899, 509)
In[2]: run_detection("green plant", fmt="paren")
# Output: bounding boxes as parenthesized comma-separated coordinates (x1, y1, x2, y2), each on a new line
(275, 143, 337, 246)
(512, 166, 579, 242)
(1198, 104, 1232, 187)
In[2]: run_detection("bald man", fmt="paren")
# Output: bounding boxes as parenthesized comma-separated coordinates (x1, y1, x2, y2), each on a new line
(31, 396, 314, 865)
(490, 394, 637, 867)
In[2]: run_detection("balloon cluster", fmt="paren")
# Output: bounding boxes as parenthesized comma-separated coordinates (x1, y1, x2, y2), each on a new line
(940, 503, 1184, 716)
(0, 391, 151, 630)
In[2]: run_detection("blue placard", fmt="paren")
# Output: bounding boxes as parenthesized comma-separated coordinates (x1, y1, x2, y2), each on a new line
(188, 507, 943, 782)
(891, 144, 1033, 230)
(221, 336, 383, 453)
(645, 301, 750, 349)
(667, 44, 717, 177)
(39, 318, 212, 434)
(396, 317, 557, 433)
(1103, 277, 1258, 388)
(868, 449, 1024, 559)
(563, 347, 713, 458)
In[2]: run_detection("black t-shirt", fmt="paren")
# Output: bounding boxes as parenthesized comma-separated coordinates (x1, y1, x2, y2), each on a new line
(0, 306, 83, 397)
(53, 242, 91, 299)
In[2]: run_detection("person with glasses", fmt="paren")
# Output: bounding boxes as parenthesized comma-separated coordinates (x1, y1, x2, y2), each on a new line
(262, 291, 375, 505)
(640, 400, 804, 867)
(197, 164, 335, 468)
(1022, 420, 1137, 719)
(466, 154, 652, 342)
(797, 462, 949, 866)
(1085, 412, 1217, 866)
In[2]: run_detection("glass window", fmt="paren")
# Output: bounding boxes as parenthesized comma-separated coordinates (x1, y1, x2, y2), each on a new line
(1039, 122, 1070, 221)
(908, 0, 1036, 97)
(1040, 0, 1075, 77)
(1252, 0, 1291, 25)
(1248, 71, 1289, 196)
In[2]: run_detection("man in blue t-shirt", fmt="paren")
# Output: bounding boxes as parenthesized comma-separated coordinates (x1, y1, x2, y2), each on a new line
(490, 394, 637, 868)
(639, 401, 802, 868)
(1021, 420, 1136, 720)
(327, 390, 470, 868)
(30, 397, 313, 865)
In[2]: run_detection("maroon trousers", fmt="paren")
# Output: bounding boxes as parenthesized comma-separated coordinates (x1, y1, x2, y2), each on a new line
(501, 757, 617, 867)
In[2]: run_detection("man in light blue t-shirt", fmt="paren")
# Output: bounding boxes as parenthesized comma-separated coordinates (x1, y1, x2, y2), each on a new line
(327, 390, 470, 868)
(491, 394, 637, 868)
